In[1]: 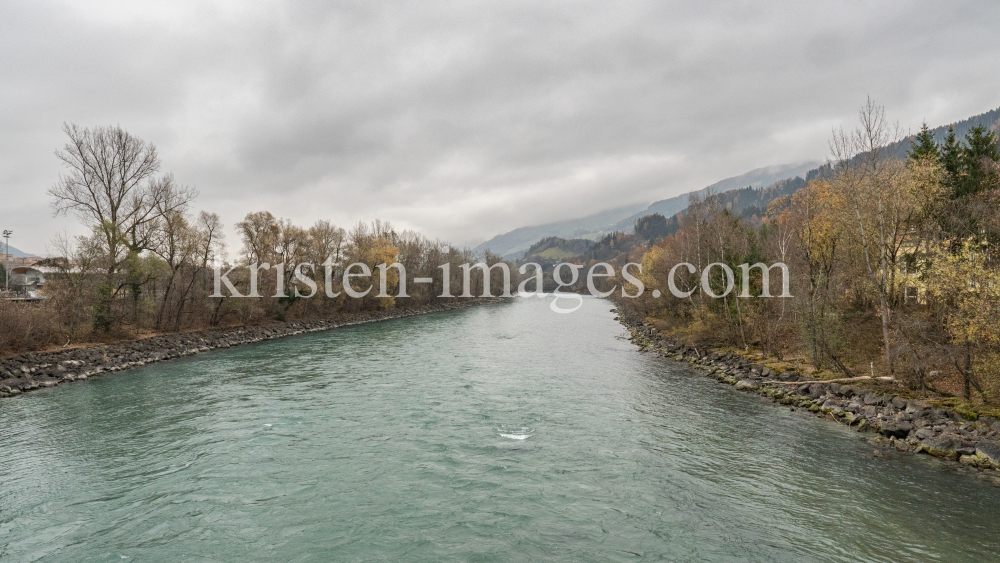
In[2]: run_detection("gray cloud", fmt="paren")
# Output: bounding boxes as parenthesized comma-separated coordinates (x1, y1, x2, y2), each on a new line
(1, 0, 999, 253)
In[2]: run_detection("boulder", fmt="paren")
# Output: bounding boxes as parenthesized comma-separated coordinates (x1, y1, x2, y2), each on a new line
(890, 396, 907, 410)
(821, 398, 842, 411)
(922, 433, 960, 458)
(863, 393, 882, 405)
(881, 421, 913, 439)
(959, 455, 982, 467)
(920, 432, 974, 459)
(956, 444, 978, 456)
(735, 379, 759, 390)
(975, 441, 1000, 467)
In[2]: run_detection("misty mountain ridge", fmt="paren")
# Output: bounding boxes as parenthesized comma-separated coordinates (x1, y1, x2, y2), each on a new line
(0, 245, 38, 259)
(475, 104, 1000, 260)
(474, 161, 819, 259)
(703, 105, 1000, 226)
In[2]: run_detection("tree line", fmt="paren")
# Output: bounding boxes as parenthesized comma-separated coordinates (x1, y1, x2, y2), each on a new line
(0, 124, 505, 354)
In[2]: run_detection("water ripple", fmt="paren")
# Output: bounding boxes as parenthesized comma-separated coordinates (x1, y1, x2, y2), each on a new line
(2, 299, 999, 562)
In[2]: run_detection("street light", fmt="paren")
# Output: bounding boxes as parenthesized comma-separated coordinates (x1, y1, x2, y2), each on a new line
(2, 230, 11, 292)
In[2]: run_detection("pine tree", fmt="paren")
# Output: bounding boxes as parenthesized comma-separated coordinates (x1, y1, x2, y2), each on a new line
(960, 125, 1000, 197)
(940, 126, 963, 197)
(908, 121, 939, 162)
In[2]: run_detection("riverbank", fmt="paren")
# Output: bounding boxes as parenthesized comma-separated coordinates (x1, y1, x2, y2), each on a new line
(614, 307, 1000, 477)
(0, 297, 506, 399)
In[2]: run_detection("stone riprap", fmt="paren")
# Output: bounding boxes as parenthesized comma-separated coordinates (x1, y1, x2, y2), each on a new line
(617, 308, 1000, 474)
(0, 298, 505, 399)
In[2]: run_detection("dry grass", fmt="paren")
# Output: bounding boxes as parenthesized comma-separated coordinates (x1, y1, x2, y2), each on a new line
(0, 299, 63, 355)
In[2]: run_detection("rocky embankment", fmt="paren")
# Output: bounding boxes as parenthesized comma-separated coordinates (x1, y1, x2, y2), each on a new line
(617, 309, 1000, 475)
(0, 298, 504, 399)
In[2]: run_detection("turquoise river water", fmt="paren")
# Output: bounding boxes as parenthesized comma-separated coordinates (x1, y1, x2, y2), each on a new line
(1, 297, 999, 562)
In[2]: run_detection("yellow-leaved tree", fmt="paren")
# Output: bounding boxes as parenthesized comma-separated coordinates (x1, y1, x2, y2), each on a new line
(925, 242, 1000, 401)
(778, 179, 842, 370)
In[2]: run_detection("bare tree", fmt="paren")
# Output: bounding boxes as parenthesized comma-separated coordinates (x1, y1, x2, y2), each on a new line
(830, 98, 914, 374)
(49, 124, 193, 330)
(169, 211, 224, 331)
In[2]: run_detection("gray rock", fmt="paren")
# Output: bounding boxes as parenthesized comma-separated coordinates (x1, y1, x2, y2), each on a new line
(864, 393, 882, 405)
(956, 444, 977, 456)
(959, 454, 981, 466)
(975, 441, 1000, 467)
(735, 379, 759, 390)
(915, 428, 935, 440)
(922, 433, 962, 458)
(891, 396, 907, 409)
(882, 422, 913, 439)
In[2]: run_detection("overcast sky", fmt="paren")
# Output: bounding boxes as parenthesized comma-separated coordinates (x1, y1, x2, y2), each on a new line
(2, 1, 999, 254)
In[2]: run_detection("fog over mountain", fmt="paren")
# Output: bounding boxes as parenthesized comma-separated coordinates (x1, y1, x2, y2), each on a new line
(474, 160, 819, 258)
(2, 2, 1000, 253)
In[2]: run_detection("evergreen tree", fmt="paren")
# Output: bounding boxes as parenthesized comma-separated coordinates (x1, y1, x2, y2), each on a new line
(635, 213, 672, 242)
(908, 121, 939, 162)
(940, 126, 963, 196)
(960, 124, 1000, 197)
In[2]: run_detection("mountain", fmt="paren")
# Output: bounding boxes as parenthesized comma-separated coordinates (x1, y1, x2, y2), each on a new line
(893, 106, 1000, 158)
(476, 105, 1000, 261)
(473, 161, 819, 259)
(718, 106, 1000, 223)
(0, 245, 38, 258)
(521, 237, 594, 263)
(608, 161, 819, 232)
(472, 203, 647, 260)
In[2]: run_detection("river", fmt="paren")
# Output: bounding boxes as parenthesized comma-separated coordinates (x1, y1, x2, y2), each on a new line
(1, 297, 999, 562)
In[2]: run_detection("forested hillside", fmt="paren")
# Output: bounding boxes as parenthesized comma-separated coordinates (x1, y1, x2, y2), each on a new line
(474, 162, 818, 258)
(611, 100, 1000, 415)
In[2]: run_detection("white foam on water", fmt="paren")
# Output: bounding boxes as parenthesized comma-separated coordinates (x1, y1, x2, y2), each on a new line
(500, 433, 531, 440)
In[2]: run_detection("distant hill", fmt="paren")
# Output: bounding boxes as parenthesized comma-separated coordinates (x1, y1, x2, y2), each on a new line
(508, 104, 1000, 261)
(521, 237, 594, 263)
(472, 203, 647, 260)
(477, 105, 1000, 261)
(716, 105, 1000, 223)
(608, 161, 819, 233)
(0, 245, 39, 258)
(473, 161, 818, 259)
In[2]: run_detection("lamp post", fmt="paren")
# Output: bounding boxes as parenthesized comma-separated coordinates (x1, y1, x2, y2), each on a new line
(2, 230, 11, 292)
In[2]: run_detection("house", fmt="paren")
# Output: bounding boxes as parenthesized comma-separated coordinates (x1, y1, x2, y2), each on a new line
(9, 266, 46, 289)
